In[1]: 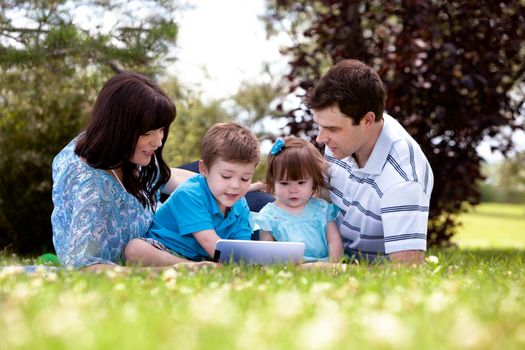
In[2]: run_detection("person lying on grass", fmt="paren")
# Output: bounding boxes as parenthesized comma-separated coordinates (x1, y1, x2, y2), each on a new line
(125, 122, 261, 266)
(305, 59, 434, 265)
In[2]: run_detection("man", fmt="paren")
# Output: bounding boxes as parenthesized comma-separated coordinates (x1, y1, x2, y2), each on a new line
(304, 59, 434, 264)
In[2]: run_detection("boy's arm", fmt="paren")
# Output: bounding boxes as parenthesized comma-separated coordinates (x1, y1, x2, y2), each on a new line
(259, 230, 276, 241)
(193, 229, 222, 257)
(326, 221, 343, 262)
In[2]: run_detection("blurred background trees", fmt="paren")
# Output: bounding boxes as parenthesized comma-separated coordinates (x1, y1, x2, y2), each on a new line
(0, 0, 189, 255)
(263, 0, 525, 246)
(480, 151, 525, 204)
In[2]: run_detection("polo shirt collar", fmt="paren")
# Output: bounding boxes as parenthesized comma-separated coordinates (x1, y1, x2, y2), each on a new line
(361, 113, 398, 175)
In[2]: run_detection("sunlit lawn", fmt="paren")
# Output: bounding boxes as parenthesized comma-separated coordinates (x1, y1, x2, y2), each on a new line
(1, 203, 524, 350)
(454, 202, 525, 248)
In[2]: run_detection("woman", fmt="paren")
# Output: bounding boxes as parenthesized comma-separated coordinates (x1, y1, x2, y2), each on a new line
(51, 72, 207, 270)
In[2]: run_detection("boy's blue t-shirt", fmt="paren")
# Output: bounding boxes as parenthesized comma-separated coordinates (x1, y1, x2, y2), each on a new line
(147, 174, 252, 260)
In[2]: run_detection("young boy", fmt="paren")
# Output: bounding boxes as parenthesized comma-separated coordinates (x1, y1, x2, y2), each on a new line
(124, 122, 260, 265)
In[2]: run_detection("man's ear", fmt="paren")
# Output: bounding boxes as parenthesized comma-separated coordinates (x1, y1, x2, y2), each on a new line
(198, 160, 207, 176)
(361, 111, 376, 127)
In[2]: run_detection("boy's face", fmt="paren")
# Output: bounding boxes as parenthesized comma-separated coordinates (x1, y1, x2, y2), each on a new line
(199, 158, 256, 214)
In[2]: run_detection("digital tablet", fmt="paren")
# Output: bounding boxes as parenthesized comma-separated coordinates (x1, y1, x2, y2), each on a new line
(214, 239, 305, 265)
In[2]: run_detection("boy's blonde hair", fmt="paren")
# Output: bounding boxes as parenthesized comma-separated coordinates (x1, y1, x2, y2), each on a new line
(265, 136, 327, 195)
(201, 122, 260, 168)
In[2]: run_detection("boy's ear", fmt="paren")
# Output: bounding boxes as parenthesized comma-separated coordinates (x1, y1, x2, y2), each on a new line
(198, 160, 207, 176)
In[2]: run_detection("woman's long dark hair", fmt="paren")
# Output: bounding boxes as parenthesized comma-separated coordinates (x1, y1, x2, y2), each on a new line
(75, 72, 176, 209)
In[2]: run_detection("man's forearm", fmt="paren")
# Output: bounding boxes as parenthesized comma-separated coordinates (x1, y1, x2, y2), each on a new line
(388, 250, 425, 265)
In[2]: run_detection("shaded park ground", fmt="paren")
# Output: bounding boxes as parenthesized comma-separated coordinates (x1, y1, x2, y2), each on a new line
(1, 202, 524, 349)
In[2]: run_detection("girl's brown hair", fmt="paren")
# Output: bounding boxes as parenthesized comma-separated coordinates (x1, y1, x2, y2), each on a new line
(265, 136, 327, 195)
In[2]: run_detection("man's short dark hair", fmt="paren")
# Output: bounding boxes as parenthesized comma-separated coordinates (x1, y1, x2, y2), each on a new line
(304, 59, 386, 124)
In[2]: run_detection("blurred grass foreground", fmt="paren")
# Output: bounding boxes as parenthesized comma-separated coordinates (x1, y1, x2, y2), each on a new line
(0, 203, 524, 350)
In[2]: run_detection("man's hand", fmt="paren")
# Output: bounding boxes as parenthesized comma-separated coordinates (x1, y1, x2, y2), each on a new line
(388, 250, 424, 265)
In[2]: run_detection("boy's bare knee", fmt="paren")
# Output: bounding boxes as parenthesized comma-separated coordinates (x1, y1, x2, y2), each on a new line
(124, 239, 145, 263)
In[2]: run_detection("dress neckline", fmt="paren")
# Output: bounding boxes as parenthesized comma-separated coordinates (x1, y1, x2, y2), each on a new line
(110, 169, 126, 191)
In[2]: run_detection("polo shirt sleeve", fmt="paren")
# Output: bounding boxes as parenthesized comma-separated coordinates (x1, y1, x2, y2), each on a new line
(171, 188, 214, 236)
(380, 181, 430, 254)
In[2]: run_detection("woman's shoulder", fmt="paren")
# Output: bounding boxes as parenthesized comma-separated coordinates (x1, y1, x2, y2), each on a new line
(53, 139, 119, 196)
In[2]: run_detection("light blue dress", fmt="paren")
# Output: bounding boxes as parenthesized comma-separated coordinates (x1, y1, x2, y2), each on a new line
(51, 137, 154, 268)
(255, 197, 339, 262)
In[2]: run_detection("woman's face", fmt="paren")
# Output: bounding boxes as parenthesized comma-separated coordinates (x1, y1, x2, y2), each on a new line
(131, 128, 164, 166)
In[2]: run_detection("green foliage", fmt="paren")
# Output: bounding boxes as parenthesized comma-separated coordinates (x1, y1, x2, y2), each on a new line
(158, 77, 231, 166)
(0, 0, 181, 255)
(479, 152, 525, 203)
(231, 79, 285, 138)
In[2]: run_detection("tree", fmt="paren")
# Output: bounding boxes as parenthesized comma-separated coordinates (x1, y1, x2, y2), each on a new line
(481, 151, 525, 203)
(264, 0, 525, 246)
(161, 78, 232, 167)
(0, 0, 181, 255)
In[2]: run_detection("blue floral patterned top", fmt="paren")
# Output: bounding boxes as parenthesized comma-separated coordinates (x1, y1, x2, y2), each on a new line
(51, 137, 154, 268)
(255, 197, 339, 262)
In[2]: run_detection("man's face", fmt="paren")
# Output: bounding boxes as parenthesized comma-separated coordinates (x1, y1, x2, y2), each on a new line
(313, 106, 366, 160)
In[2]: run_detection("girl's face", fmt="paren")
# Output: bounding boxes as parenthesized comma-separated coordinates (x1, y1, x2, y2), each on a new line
(131, 128, 164, 166)
(274, 177, 314, 212)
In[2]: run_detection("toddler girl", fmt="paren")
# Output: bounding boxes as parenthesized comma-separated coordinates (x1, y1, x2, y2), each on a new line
(255, 136, 343, 262)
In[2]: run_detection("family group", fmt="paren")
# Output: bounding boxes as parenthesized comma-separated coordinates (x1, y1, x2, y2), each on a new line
(51, 59, 433, 270)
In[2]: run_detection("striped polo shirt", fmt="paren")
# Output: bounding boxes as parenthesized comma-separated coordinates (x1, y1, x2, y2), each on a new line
(327, 114, 434, 260)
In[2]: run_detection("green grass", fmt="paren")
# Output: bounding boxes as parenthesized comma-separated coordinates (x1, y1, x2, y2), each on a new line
(1, 203, 524, 350)
(454, 202, 525, 248)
